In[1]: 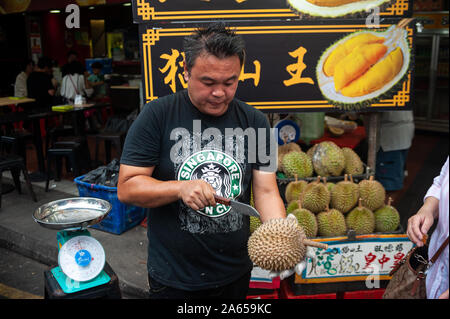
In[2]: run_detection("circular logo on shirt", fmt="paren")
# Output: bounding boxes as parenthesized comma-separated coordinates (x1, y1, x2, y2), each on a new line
(177, 150, 242, 218)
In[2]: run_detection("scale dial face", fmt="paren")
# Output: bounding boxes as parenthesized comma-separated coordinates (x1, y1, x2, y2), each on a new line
(58, 236, 106, 282)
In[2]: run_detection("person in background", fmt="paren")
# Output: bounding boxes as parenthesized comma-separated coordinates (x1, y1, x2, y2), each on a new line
(87, 62, 106, 100)
(14, 59, 34, 97)
(60, 60, 93, 104)
(61, 50, 82, 77)
(27, 56, 55, 112)
(407, 156, 449, 299)
(375, 110, 415, 192)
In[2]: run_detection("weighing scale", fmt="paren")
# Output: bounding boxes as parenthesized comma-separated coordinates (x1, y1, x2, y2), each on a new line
(33, 197, 112, 294)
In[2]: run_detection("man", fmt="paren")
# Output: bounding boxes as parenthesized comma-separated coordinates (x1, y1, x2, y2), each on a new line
(118, 23, 286, 299)
(27, 56, 55, 112)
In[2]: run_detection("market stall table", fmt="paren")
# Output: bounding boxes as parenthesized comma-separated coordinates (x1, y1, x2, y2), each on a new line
(0, 97, 36, 107)
(299, 126, 366, 150)
(26, 102, 111, 182)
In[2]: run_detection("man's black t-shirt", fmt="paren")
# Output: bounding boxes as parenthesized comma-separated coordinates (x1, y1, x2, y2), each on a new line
(120, 90, 274, 291)
(27, 71, 54, 110)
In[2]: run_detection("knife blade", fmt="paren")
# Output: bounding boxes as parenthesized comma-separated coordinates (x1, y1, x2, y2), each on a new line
(214, 195, 261, 218)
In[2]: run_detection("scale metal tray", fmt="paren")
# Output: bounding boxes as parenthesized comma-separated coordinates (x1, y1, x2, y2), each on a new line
(33, 197, 112, 230)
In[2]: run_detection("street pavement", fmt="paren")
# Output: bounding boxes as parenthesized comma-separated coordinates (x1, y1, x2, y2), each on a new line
(0, 176, 149, 299)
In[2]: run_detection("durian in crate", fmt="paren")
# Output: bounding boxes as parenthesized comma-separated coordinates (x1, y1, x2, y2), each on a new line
(330, 174, 359, 213)
(316, 206, 347, 237)
(310, 141, 346, 177)
(301, 176, 331, 214)
(358, 175, 386, 211)
(346, 198, 376, 235)
(374, 197, 400, 233)
(248, 217, 327, 272)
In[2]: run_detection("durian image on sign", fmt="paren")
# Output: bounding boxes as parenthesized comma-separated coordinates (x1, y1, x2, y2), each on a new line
(287, 0, 395, 18)
(316, 22, 411, 110)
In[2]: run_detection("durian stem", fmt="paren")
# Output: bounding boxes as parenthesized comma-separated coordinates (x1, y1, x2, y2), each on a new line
(349, 174, 354, 183)
(303, 239, 328, 250)
(344, 174, 348, 182)
(387, 197, 393, 206)
(369, 175, 374, 181)
(358, 197, 363, 208)
(294, 174, 298, 182)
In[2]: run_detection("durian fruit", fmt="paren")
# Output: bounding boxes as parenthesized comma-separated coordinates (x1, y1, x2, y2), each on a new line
(278, 142, 302, 171)
(301, 177, 331, 214)
(316, 206, 347, 237)
(248, 217, 328, 272)
(324, 33, 385, 76)
(249, 216, 262, 234)
(286, 200, 300, 214)
(342, 147, 364, 175)
(334, 43, 388, 92)
(346, 198, 375, 235)
(330, 174, 359, 213)
(281, 151, 314, 178)
(374, 197, 400, 233)
(323, 177, 335, 193)
(285, 175, 308, 203)
(311, 141, 345, 177)
(341, 47, 403, 97)
(288, 0, 395, 19)
(291, 201, 318, 238)
(358, 175, 386, 211)
(306, 144, 318, 159)
(315, 25, 411, 111)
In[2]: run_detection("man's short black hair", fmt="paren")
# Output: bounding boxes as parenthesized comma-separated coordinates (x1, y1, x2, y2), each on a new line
(183, 22, 246, 73)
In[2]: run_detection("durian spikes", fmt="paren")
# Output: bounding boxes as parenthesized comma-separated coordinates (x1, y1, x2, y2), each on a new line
(341, 47, 404, 97)
(306, 0, 361, 7)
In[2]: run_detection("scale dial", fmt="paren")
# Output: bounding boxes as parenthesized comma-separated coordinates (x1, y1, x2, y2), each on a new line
(58, 236, 106, 282)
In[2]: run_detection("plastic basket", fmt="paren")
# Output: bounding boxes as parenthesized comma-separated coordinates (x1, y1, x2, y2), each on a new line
(74, 175, 146, 235)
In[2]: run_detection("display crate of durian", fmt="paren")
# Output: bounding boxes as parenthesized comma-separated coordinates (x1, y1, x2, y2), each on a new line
(277, 172, 412, 295)
(276, 140, 372, 203)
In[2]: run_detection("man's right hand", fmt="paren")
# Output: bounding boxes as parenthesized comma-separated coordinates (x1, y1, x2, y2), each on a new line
(178, 180, 216, 211)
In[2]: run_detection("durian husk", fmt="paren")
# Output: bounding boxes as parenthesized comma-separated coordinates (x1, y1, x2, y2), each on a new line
(301, 176, 331, 213)
(278, 142, 302, 171)
(248, 218, 327, 272)
(374, 197, 400, 232)
(330, 174, 359, 213)
(311, 141, 345, 177)
(358, 175, 386, 211)
(285, 175, 309, 202)
(342, 147, 364, 175)
(346, 198, 376, 234)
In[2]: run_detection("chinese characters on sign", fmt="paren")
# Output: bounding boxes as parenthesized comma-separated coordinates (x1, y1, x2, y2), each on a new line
(304, 240, 413, 279)
(158, 47, 311, 93)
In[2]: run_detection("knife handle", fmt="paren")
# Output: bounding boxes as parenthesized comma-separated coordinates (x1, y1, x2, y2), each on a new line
(214, 194, 231, 206)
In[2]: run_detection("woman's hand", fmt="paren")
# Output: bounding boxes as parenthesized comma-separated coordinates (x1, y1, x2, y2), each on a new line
(407, 197, 439, 247)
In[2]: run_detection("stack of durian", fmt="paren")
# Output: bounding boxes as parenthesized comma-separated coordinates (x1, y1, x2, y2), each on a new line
(250, 174, 401, 238)
(278, 140, 365, 179)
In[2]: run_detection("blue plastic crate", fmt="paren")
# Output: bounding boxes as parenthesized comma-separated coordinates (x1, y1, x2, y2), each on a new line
(74, 175, 146, 235)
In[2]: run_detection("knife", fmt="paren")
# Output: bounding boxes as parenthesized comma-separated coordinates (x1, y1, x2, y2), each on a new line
(214, 195, 261, 218)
